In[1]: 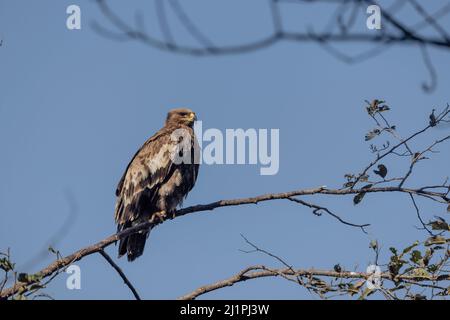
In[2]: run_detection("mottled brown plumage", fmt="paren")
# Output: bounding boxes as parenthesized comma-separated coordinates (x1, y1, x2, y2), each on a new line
(115, 108, 199, 261)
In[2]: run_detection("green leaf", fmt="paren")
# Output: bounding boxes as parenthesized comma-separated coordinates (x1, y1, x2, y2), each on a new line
(402, 241, 419, 255)
(389, 247, 398, 255)
(360, 175, 370, 182)
(378, 105, 390, 112)
(365, 129, 381, 141)
(410, 250, 423, 264)
(48, 246, 57, 254)
(343, 181, 354, 188)
(344, 173, 355, 181)
(17, 272, 43, 283)
(353, 192, 366, 205)
(369, 240, 378, 250)
(389, 251, 407, 275)
(365, 100, 377, 116)
(428, 217, 450, 231)
(17, 273, 29, 283)
(423, 248, 434, 266)
(425, 235, 447, 246)
(365, 99, 389, 116)
(333, 264, 342, 273)
(410, 268, 431, 279)
(353, 185, 372, 205)
(429, 110, 437, 127)
(0, 257, 15, 272)
(373, 164, 388, 179)
(427, 264, 438, 273)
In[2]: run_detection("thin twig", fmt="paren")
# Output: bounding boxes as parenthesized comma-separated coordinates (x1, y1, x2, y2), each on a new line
(99, 249, 141, 300)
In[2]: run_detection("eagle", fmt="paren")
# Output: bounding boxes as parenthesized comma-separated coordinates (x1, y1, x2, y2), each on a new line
(115, 108, 200, 261)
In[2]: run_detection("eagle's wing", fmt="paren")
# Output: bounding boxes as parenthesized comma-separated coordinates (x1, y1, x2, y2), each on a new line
(114, 128, 176, 226)
(116, 129, 165, 197)
(190, 136, 200, 192)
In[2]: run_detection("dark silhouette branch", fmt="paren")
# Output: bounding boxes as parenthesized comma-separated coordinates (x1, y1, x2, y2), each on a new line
(93, 0, 450, 54)
(155, 0, 175, 45)
(167, 0, 215, 48)
(91, 0, 450, 92)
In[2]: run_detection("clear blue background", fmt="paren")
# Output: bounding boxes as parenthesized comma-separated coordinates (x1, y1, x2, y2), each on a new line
(0, 0, 449, 299)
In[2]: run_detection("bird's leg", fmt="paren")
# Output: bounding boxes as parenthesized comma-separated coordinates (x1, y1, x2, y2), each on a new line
(153, 210, 167, 223)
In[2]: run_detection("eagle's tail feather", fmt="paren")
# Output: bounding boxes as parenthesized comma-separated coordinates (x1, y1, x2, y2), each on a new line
(118, 222, 150, 261)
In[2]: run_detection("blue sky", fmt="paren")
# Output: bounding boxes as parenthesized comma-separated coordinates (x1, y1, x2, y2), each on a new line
(0, 1, 449, 299)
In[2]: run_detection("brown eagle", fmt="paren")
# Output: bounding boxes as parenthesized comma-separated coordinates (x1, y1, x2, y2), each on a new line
(115, 108, 200, 261)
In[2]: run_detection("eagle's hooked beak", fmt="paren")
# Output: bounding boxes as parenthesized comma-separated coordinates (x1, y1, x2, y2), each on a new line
(188, 112, 197, 122)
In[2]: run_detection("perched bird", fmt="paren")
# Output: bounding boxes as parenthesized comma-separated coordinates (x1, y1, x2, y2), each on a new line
(115, 108, 200, 261)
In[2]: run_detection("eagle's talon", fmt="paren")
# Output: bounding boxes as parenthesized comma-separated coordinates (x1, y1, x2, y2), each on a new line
(154, 210, 167, 223)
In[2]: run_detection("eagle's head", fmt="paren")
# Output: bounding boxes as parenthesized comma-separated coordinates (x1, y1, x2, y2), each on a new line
(166, 108, 197, 127)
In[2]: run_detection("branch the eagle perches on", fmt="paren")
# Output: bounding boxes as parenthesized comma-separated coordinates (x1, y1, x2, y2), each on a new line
(1, 185, 449, 300)
(1, 103, 450, 300)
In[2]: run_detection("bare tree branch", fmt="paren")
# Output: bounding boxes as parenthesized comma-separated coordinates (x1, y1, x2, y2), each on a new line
(179, 263, 450, 300)
(91, 0, 450, 91)
(2, 183, 449, 299)
(180, 234, 450, 300)
(98, 250, 141, 300)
